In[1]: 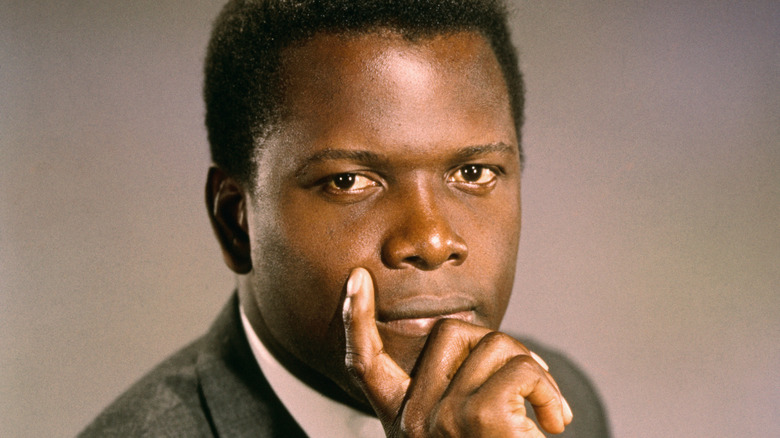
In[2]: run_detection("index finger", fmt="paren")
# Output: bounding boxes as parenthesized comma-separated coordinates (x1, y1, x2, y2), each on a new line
(343, 268, 410, 424)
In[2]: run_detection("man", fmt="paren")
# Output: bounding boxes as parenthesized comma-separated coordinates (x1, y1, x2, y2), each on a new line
(81, 0, 610, 436)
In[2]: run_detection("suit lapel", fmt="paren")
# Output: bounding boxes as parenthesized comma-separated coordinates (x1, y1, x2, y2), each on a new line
(195, 294, 307, 437)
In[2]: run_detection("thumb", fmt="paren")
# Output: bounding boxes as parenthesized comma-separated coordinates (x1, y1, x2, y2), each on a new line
(343, 268, 410, 425)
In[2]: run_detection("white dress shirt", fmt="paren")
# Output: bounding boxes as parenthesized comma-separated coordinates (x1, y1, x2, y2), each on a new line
(240, 306, 385, 438)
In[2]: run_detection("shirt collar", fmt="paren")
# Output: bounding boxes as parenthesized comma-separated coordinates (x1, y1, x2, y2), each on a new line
(240, 306, 385, 438)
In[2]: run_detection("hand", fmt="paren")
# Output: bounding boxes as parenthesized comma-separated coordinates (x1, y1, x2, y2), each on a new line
(342, 268, 573, 437)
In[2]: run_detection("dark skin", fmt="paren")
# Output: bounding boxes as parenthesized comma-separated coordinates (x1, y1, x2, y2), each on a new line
(207, 31, 572, 436)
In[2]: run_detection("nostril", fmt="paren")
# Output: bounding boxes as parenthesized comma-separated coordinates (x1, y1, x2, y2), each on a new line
(400, 251, 465, 270)
(447, 251, 466, 266)
(403, 255, 425, 267)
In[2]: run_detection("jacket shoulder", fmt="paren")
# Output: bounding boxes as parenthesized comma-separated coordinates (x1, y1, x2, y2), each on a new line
(78, 337, 214, 437)
(78, 294, 305, 437)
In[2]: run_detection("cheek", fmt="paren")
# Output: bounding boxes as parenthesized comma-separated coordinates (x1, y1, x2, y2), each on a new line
(278, 195, 383, 270)
(466, 191, 521, 323)
(254, 193, 382, 319)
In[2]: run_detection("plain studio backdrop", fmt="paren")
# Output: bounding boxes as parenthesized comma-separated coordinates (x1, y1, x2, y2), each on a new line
(1, 1, 777, 437)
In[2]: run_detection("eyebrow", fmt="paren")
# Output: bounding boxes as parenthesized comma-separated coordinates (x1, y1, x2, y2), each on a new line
(294, 148, 388, 178)
(452, 142, 517, 160)
(294, 142, 518, 177)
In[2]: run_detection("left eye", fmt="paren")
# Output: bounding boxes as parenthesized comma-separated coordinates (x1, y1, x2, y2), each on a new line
(324, 173, 377, 192)
(450, 165, 497, 185)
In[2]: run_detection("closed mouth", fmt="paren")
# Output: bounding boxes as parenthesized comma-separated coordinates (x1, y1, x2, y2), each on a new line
(377, 310, 475, 337)
(376, 294, 476, 337)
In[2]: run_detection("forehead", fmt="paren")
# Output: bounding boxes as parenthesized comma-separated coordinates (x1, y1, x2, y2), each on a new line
(280, 29, 506, 89)
(288, 31, 509, 125)
(261, 30, 516, 169)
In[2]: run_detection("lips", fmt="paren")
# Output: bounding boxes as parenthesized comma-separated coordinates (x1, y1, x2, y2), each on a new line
(376, 296, 477, 338)
(378, 310, 475, 337)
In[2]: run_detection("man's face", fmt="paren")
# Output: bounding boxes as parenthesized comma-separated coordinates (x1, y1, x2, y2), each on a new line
(243, 31, 521, 397)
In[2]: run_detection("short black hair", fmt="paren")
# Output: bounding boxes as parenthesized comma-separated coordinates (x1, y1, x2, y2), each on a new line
(205, 0, 524, 184)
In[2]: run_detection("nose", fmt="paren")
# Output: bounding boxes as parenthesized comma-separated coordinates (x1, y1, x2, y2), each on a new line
(381, 190, 468, 270)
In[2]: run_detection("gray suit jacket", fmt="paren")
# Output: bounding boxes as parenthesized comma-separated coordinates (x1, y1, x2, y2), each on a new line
(80, 295, 610, 437)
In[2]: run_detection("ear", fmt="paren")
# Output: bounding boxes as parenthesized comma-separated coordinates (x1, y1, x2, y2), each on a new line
(206, 166, 252, 274)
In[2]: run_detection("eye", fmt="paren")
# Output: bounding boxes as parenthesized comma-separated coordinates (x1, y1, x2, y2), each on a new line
(323, 173, 378, 194)
(449, 164, 499, 186)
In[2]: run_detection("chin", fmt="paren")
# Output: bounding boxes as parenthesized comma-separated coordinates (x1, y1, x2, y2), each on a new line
(380, 331, 431, 376)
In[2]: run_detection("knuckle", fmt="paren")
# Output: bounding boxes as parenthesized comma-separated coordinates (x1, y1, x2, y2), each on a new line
(427, 400, 461, 437)
(478, 331, 528, 362)
(344, 350, 369, 378)
(480, 330, 514, 349)
(508, 352, 542, 374)
(515, 416, 540, 434)
(430, 317, 468, 337)
(463, 397, 497, 429)
(399, 414, 427, 438)
(509, 355, 547, 393)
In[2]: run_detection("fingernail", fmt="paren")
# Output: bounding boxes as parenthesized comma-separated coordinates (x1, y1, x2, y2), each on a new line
(562, 397, 573, 422)
(530, 350, 549, 372)
(346, 269, 362, 298)
(342, 295, 352, 318)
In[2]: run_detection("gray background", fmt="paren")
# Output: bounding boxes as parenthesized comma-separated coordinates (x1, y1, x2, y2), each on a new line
(2, 1, 778, 437)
